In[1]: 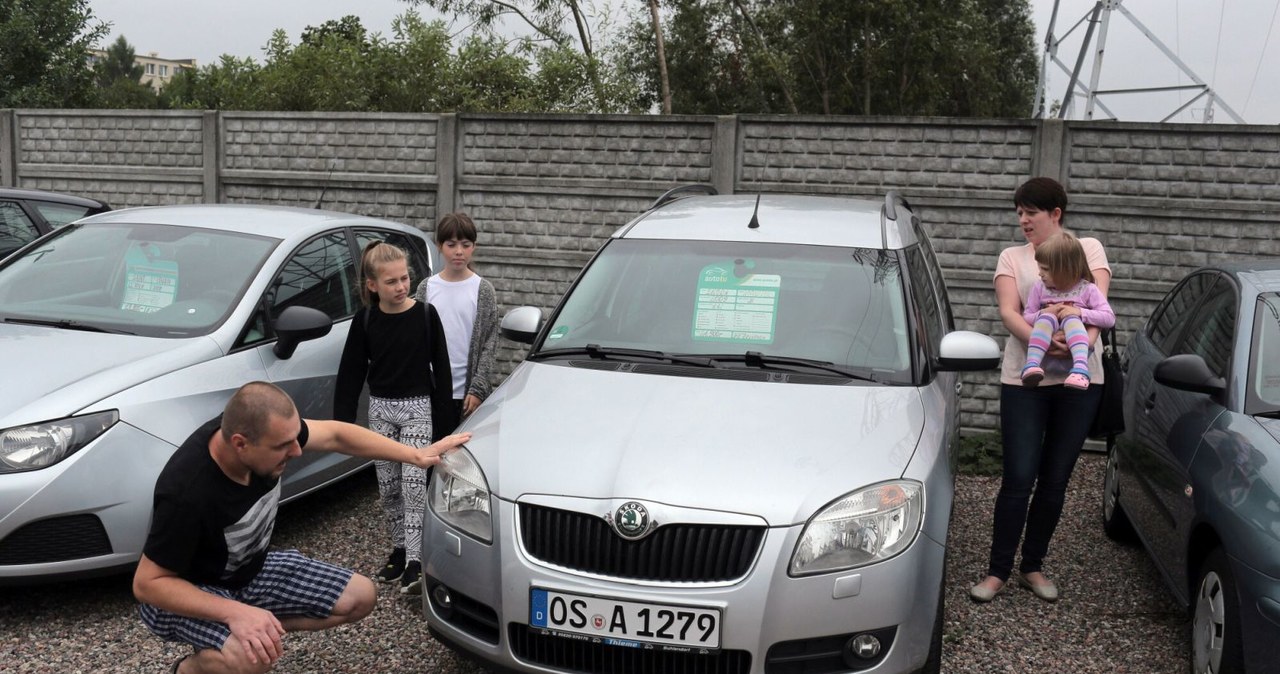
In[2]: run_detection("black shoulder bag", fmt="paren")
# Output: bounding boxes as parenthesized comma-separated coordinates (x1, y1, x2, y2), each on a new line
(1089, 327, 1125, 444)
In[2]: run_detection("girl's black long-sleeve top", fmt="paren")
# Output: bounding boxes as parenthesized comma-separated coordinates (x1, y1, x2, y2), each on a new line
(333, 301, 459, 440)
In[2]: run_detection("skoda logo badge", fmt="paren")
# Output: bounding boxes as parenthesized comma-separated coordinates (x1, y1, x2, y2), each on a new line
(612, 501, 652, 540)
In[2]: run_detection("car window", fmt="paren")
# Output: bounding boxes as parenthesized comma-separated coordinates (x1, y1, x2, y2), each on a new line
(540, 239, 911, 380)
(0, 201, 41, 259)
(904, 245, 943, 359)
(240, 231, 357, 346)
(31, 201, 95, 228)
(1174, 279, 1236, 381)
(1248, 293, 1280, 413)
(354, 228, 433, 287)
(1148, 272, 1217, 354)
(0, 222, 275, 337)
(911, 217, 953, 331)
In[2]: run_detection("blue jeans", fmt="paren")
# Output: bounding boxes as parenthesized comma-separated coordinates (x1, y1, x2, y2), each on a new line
(987, 383, 1102, 580)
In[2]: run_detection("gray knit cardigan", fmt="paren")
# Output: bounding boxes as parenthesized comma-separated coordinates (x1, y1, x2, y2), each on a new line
(413, 275, 500, 402)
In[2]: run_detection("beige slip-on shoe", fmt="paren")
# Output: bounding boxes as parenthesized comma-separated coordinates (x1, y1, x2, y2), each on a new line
(1016, 572, 1059, 602)
(969, 577, 1005, 603)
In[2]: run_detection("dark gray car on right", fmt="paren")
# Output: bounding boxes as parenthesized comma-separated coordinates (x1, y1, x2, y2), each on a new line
(1103, 258, 1280, 674)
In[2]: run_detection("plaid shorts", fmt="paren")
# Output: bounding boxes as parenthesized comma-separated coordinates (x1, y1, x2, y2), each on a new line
(139, 549, 353, 651)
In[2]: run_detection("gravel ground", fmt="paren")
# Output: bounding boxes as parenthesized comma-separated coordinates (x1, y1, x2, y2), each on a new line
(1, 452, 1189, 673)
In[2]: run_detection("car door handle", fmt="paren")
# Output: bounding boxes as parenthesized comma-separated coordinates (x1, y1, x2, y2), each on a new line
(1143, 391, 1157, 412)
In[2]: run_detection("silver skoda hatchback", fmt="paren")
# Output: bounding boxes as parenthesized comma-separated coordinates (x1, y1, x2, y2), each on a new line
(423, 190, 999, 674)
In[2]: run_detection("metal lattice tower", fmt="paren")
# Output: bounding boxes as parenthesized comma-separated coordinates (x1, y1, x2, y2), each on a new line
(1033, 0, 1246, 123)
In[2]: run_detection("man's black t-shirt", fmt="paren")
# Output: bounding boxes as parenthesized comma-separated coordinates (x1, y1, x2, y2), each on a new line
(142, 414, 310, 589)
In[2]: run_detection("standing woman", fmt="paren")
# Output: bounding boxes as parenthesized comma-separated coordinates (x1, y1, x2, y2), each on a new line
(970, 177, 1111, 603)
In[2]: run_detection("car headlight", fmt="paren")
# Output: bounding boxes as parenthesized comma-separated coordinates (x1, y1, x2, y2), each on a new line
(0, 411, 119, 473)
(429, 447, 492, 543)
(790, 480, 924, 576)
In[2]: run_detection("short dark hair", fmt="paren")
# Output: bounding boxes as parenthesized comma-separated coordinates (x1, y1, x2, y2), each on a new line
(435, 212, 478, 245)
(221, 381, 297, 443)
(1014, 177, 1068, 218)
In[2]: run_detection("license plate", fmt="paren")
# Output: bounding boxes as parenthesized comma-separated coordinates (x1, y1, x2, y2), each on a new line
(529, 588, 721, 651)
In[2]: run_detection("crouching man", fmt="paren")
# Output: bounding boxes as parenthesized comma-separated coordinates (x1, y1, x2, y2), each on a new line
(133, 381, 470, 673)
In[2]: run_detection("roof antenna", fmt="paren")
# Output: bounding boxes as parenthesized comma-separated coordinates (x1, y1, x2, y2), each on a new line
(313, 160, 335, 210)
(747, 194, 761, 229)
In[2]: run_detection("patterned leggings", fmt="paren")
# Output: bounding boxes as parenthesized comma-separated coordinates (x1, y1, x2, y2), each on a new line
(1025, 312, 1091, 377)
(368, 395, 432, 563)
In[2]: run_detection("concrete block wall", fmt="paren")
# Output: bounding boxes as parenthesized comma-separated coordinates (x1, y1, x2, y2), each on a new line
(2, 108, 1278, 433)
(220, 112, 441, 230)
(738, 117, 1035, 197)
(10, 110, 205, 207)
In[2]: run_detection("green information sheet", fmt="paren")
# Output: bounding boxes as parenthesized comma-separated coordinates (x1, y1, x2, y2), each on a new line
(120, 244, 179, 313)
(692, 262, 780, 344)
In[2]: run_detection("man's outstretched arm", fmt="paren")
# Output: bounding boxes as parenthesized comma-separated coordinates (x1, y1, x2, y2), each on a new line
(301, 419, 470, 469)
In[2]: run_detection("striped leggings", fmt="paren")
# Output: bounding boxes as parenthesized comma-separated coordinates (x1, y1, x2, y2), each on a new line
(1025, 312, 1090, 377)
(368, 395, 433, 563)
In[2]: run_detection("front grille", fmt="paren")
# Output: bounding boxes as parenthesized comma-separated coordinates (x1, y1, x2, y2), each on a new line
(518, 503, 764, 583)
(510, 624, 752, 674)
(0, 514, 112, 565)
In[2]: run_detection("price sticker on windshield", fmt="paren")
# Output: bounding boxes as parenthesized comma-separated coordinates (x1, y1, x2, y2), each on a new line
(692, 260, 780, 344)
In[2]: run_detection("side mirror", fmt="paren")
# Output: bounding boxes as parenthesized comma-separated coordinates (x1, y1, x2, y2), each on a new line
(272, 305, 332, 359)
(500, 306, 542, 344)
(1155, 353, 1226, 396)
(937, 331, 1002, 371)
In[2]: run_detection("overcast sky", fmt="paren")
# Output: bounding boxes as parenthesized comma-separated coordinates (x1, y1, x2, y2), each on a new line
(88, 0, 1280, 124)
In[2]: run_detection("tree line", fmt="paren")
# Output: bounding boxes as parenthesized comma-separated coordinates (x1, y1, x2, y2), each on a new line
(0, 0, 1038, 117)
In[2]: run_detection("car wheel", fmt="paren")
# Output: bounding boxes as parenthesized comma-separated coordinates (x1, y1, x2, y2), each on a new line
(1191, 548, 1245, 674)
(1102, 446, 1136, 542)
(917, 577, 943, 674)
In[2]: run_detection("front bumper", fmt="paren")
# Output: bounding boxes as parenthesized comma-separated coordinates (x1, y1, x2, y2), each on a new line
(0, 422, 174, 583)
(422, 498, 944, 674)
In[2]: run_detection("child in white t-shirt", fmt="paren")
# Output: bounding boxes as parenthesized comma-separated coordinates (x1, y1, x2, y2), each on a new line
(414, 212, 499, 422)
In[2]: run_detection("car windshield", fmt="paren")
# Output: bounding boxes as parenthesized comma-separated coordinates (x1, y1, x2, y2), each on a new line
(1249, 292, 1280, 414)
(0, 222, 276, 338)
(538, 238, 910, 379)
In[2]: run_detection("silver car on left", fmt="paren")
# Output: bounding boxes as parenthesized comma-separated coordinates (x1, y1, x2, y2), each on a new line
(0, 205, 435, 583)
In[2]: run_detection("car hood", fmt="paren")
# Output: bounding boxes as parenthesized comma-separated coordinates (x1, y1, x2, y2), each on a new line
(0, 323, 221, 427)
(461, 362, 926, 525)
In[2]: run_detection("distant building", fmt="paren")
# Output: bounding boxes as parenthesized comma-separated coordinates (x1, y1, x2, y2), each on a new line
(87, 50, 198, 91)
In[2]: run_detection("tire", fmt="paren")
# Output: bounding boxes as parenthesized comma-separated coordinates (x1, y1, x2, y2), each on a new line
(1191, 548, 1245, 674)
(1102, 446, 1136, 542)
(917, 577, 943, 674)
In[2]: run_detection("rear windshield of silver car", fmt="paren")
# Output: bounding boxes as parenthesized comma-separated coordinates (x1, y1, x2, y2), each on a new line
(0, 222, 277, 338)
(541, 239, 910, 379)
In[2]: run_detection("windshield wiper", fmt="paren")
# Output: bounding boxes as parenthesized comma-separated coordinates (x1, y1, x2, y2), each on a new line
(3, 317, 135, 335)
(532, 344, 718, 368)
(697, 351, 878, 381)
(1253, 409, 1280, 419)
